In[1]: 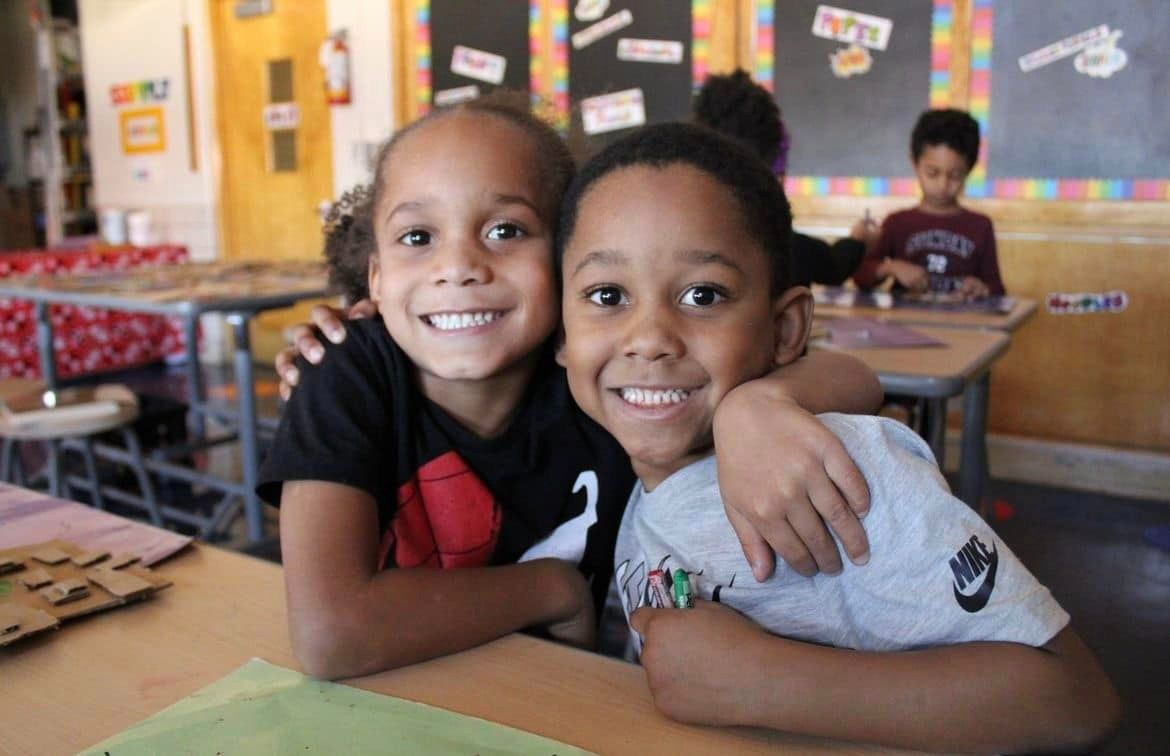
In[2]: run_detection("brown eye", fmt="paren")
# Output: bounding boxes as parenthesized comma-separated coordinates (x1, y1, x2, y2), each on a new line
(587, 286, 626, 307)
(399, 229, 431, 246)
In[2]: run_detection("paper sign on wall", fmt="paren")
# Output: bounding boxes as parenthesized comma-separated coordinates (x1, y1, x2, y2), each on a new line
(581, 88, 645, 135)
(575, 0, 608, 22)
(616, 38, 684, 64)
(572, 9, 633, 50)
(109, 78, 170, 107)
(1046, 290, 1128, 315)
(1073, 30, 1128, 79)
(434, 84, 481, 107)
(812, 5, 892, 51)
(119, 107, 166, 154)
(451, 45, 507, 85)
(1018, 25, 1110, 73)
(262, 102, 300, 130)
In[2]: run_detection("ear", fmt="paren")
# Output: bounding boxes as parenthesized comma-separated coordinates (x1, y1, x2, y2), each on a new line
(367, 254, 381, 304)
(553, 326, 567, 367)
(771, 285, 813, 367)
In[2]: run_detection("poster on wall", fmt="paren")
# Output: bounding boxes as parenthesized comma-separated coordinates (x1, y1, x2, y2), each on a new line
(119, 107, 166, 155)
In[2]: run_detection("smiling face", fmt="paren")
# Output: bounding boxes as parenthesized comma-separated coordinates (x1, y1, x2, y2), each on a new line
(369, 112, 559, 396)
(558, 163, 810, 490)
(912, 143, 971, 213)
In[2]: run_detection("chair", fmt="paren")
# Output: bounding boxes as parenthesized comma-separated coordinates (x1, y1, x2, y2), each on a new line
(0, 380, 163, 525)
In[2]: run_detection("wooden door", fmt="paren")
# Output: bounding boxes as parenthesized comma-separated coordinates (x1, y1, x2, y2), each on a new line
(210, 0, 334, 361)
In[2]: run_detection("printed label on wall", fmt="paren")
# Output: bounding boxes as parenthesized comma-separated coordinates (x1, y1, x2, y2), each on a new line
(451, 45, 507, 85)
(434, 84, 481, 106)
(1046, 290, 1128, 315)
(1018, 25, 1110, 73)
(119, 107, 166, 154)
(616, 38, 684, 64)
(262, 102, 300, 130)
(572, 9, 634, 50)
(1073, 30, 1128, 79)
(829, 43, 873, 77)
(109, 79, 170, 107)
(581, 88, 645, 135)
(811, 5, 893, 51)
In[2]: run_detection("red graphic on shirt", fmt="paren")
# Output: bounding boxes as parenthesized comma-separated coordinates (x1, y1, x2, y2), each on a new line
(378, 451, 501, 569)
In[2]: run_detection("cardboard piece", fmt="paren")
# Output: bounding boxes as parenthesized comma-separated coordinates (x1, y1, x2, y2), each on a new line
(0, 603, 59, 645)
(71, 550, 110, 567)
(0, 540, 171, 646)
(0, 556, 23, 575)
(31, 546, 70, 565)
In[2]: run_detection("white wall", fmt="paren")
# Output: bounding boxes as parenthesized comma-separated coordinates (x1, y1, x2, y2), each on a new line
(325, 0, 395, 196)
(79, 0, 224, 358)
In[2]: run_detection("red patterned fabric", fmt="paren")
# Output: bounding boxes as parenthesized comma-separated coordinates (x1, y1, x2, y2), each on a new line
(0, 245, 190, 380)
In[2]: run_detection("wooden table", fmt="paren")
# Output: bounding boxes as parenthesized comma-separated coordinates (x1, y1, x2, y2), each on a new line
(0, 513, 922, 755)
(813, 325, 1011, 507)
(0, 260, 336, 543)
(813, 288, 1037, 333)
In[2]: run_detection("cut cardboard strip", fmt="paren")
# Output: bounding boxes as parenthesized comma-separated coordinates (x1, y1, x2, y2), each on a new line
(0, 603, 59, 647)
(107, 553, 141, 570)
(32, 546, 71, 565)
(0, 557, 23, 575)
(40, 578, 91, 606)
(87, 567, 155, 600)
(19, 567, 53, 590)
(71, 549, 110, 567)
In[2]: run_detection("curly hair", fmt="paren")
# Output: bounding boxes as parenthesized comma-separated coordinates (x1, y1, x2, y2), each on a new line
(692, 69, 787, 172)
(911, 108, 981, 169)
(322, 91, 575, 303)
(555, 122, 793, 295)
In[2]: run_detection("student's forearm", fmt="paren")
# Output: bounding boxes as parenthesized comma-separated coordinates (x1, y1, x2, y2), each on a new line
(739, 351, 882, 416)
(741, 629, 1120, 753)
(289, 559, 583, 679)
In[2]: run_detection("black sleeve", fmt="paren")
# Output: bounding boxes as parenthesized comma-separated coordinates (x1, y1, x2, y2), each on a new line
(789, 231, 829, 287)
(257, 324, 396, 507)
(824, 237, 866, 285)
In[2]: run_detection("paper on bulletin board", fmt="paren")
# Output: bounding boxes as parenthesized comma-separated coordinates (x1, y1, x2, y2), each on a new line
(80, 658, 596, 756)
(581, 88, 645, 135)
(119, 106, 166, 154)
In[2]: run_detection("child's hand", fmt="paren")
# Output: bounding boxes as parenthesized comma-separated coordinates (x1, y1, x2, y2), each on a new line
(883, 260, 929, 291)
(958, 276, 990, 300)
(542, 560, 597, 651)
(714, 389, 871, 579)
(276, 300, 377, 400)
(631, 600, 770, 727)
(849, 215, 879, 246)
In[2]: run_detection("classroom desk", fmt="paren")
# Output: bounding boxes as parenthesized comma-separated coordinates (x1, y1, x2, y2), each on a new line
(0, 510, 922, 755)
(0, 260, 335, 543)
(812, 325, 1011, 507)
(813, 288, 1038, 332)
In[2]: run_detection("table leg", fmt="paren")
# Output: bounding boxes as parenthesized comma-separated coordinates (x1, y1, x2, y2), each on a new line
(958, 373, 991, 508)
(227, 314, 264, 543)
(923, 398, 947, 470)
(184, 314, 206, 441)
(35, 301, 58, 389)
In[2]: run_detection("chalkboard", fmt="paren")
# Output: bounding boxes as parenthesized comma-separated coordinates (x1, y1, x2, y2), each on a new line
(568, 2, 695, 149)
(768, 0, 936, 179)
(984, 1, 1170, 181)
(427, 0, 531, 106)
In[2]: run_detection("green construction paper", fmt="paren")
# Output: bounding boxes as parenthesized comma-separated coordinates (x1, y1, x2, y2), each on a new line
(81, 658, 594, 756)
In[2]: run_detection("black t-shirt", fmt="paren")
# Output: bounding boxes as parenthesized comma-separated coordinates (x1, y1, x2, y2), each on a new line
(258, 318, 635, 612)
(790, 232, 865, 287)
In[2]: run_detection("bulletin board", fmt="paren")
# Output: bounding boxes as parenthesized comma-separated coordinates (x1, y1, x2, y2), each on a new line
(756, 0, 954, 198)
(967, 0, 1170, 201)
(404, 0, 540, 118)
(563, 0, 715, 149)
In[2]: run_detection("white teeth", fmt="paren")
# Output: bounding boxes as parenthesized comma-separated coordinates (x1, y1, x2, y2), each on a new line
(620, 388, 691, 407)
(426, 311, 498, 331)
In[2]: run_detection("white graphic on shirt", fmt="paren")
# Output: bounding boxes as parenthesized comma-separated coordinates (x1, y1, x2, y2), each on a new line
(925, 253, 948, 274)
(517, 470, 598, 565)
(905, 229, 975, 258)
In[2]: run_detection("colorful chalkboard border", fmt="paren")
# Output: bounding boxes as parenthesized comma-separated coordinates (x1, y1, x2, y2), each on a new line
(756, 0, 956, 198)
(412, 1, 545, 116)
(966, 0, 1170, 201)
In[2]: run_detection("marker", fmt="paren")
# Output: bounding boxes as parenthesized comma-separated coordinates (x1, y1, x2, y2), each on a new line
(672, 568, 694, 609)
(864, 208, 872, 225)
(648, 569, 672, 608)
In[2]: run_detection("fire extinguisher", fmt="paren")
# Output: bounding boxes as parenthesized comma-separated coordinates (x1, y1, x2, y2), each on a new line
(319, 30, 351, 105)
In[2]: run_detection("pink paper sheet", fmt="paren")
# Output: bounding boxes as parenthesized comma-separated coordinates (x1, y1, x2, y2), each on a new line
(0, 483, 191, 565)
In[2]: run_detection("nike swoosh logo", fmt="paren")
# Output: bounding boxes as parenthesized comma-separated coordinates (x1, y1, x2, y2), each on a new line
(953, 543, 998, 613)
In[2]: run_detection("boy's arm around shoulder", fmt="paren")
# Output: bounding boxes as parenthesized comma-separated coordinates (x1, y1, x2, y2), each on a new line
(281, 480, 595, 680)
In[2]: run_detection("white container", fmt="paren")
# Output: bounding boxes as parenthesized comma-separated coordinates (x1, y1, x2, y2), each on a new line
(100, 208, 127, 245)
(125, 210, 155, 247)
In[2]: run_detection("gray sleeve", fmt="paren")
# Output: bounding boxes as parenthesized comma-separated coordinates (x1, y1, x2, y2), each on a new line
(819, 414, 1070, 652)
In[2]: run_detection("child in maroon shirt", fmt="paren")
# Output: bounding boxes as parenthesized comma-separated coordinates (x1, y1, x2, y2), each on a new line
(854, 109, 1004, 298)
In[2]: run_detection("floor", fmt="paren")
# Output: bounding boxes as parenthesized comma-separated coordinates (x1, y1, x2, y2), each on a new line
(22, 361, 1170, 755)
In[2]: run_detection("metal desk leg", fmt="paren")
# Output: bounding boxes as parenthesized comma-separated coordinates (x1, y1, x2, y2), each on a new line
(184, 314, 206, 441)
(922, 398, 947, 469)
(958, 373, 991, 508)
(35, 301, 58, 389)
(227, 314, 264, 543)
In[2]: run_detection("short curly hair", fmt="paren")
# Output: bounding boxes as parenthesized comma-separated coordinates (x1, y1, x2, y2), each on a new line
(323, 91, 575, 303)
(692, 69, 787, 172)
(555, 122, 793, 295)
(911, 108, 981, 170)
